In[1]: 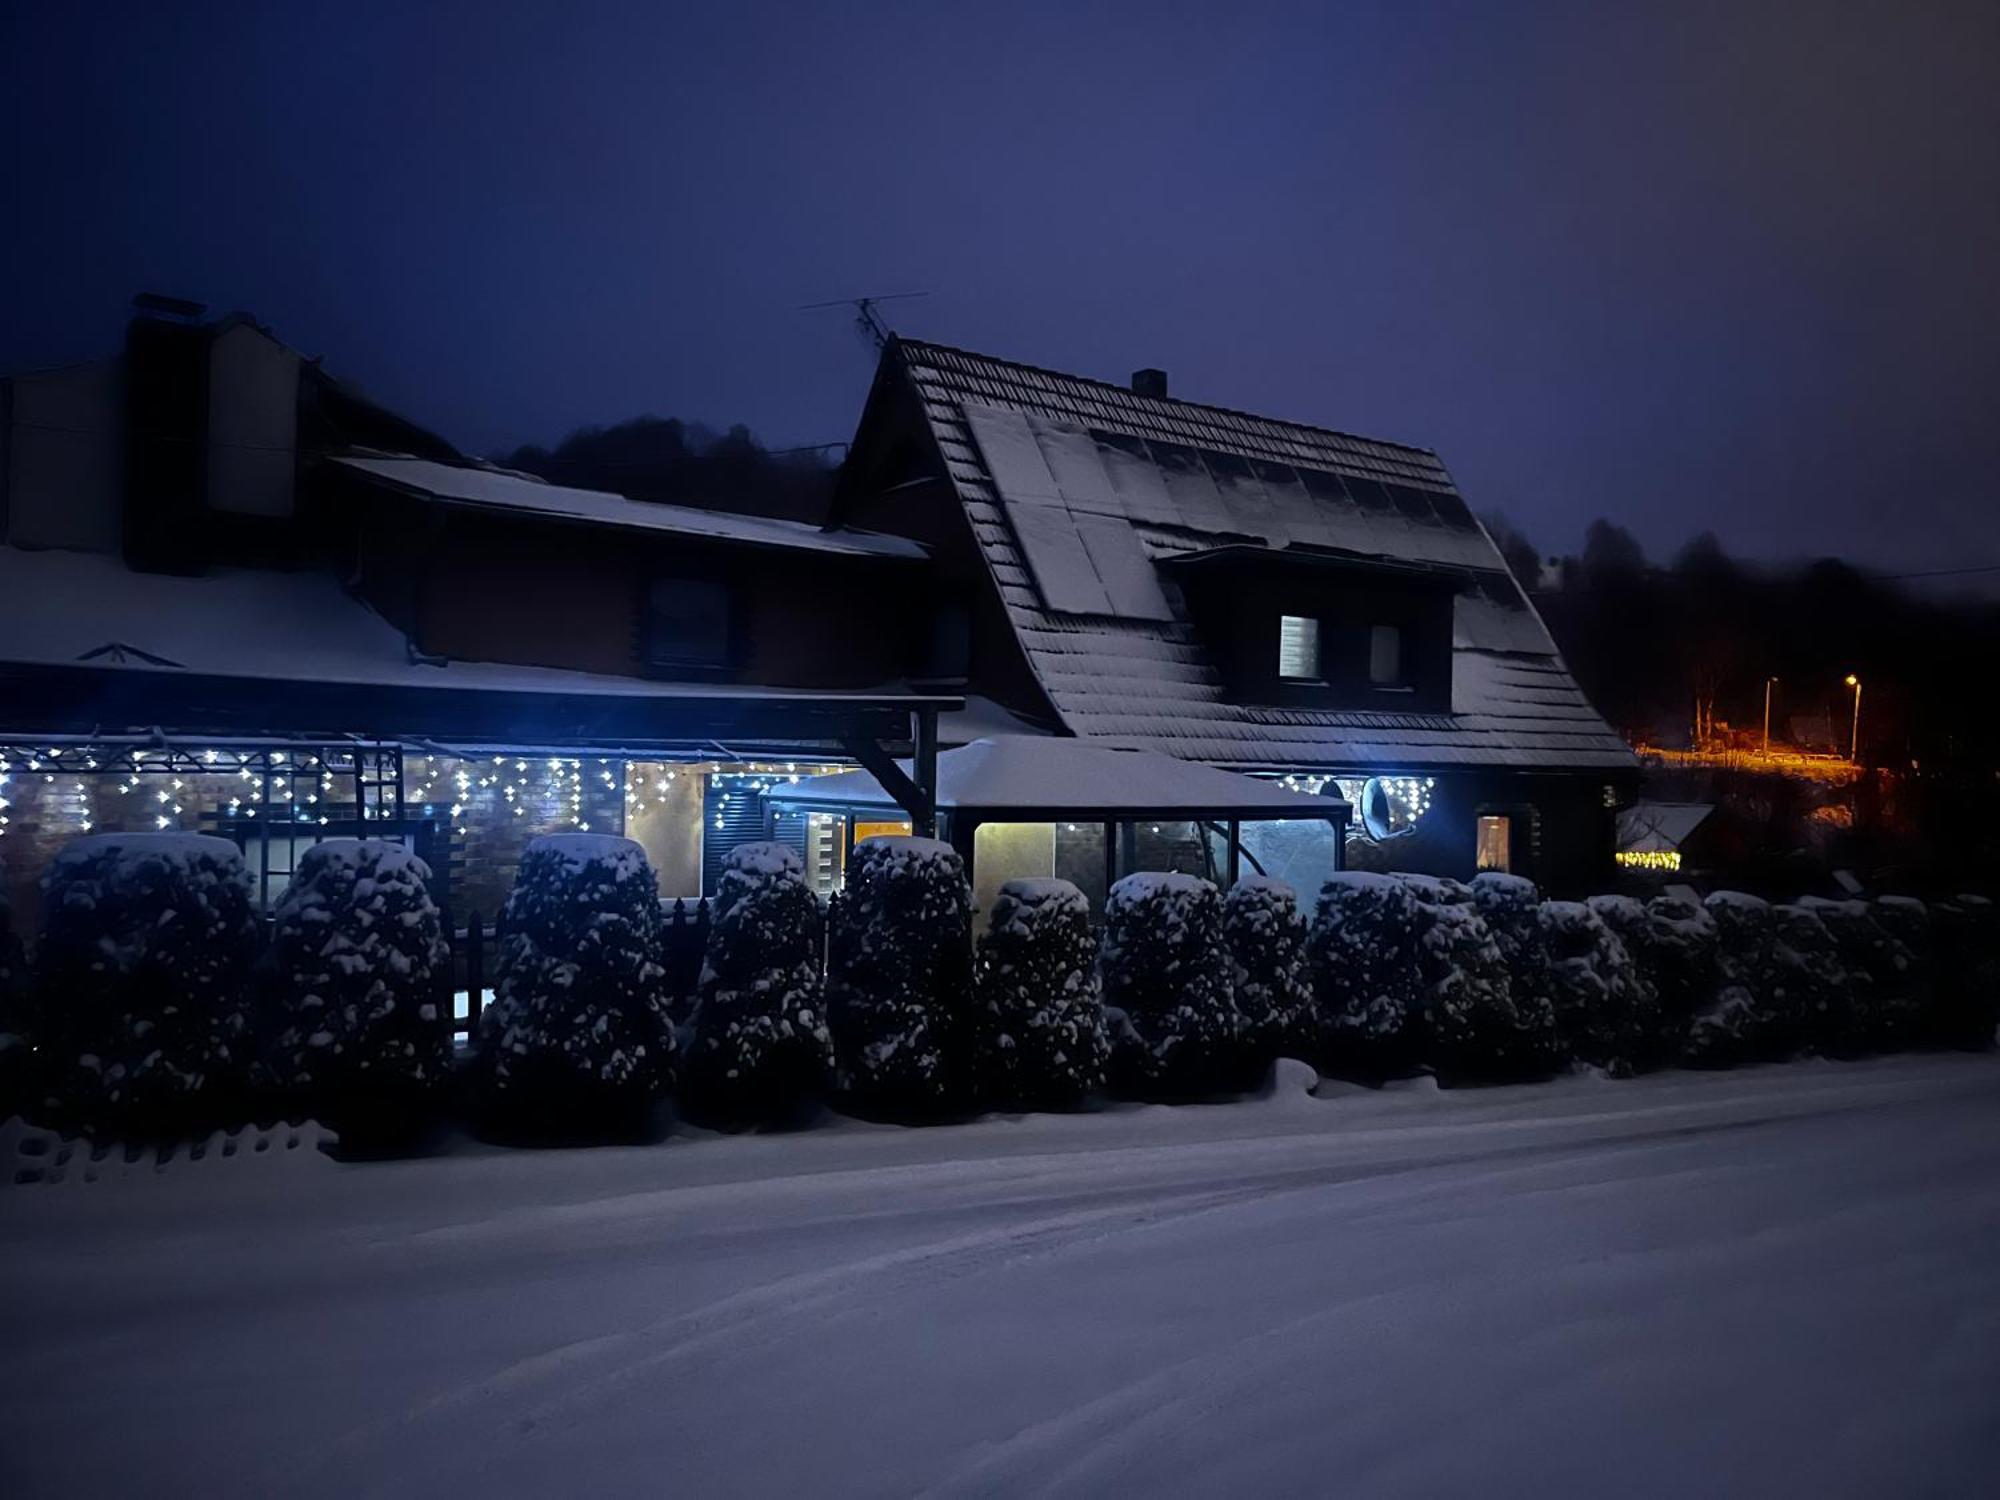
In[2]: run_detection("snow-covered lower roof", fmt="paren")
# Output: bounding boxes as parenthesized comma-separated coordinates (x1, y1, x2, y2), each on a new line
(880, 339, 1634, 774)
(775, 735, 1348, 819)
(1616, 801, 1715, 854)
(330, 454, 925, 561)
(0, 544, 950, 711)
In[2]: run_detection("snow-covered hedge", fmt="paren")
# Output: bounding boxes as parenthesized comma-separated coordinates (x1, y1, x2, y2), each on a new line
(1412, 892, 1554, 1084)
(1538, 899, 1661, 1074)
(684, 842, 833, 1124)
(262, 840, 451, 1133)
(825, 836, 973, 1117)
(1223, 876, 1315, 1078)
(476, 834, 676, 1131)
(33, 833, 259, 1136)
(1796, 896, 1922, 1053)
(1770, 903, 1852, 1055)
(1472, 873, 1552, 1034)
(1307, 872, 1424, 1079)
(1100, 872, 1239, 1099)
(970, 877, 1107, 1110)
(1586, 892, 1717, 1057)
(1685, 891, 1785, 1066)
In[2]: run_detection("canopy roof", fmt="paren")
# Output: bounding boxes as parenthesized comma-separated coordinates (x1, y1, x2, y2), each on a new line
(776, 736, 1348, 821)
(1616, 801, 1715, 854)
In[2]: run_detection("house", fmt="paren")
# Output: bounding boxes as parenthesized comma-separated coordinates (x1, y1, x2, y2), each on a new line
(0, 298, 959, 923)
(830, 340, 1636, 893)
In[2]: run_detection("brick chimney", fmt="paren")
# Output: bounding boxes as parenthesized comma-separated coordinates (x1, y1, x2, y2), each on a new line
(1131, 368, 1168, 399)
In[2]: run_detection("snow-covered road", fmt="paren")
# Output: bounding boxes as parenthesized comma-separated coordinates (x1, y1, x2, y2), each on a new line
(5, 1055, 1998, 1498)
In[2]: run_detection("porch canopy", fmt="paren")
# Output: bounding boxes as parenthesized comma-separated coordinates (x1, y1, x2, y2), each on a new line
(776, 734, 1349, 826)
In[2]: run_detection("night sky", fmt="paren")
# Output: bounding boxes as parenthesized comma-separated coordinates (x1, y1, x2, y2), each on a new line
(6, 1, 1997, 580)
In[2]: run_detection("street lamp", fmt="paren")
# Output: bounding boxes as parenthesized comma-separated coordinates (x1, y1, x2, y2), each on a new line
(1844, 674, 1861, 763)
(1763, 676, 1778, 754)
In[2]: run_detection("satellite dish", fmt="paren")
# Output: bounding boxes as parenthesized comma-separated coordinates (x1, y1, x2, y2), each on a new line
(1359, 778, 1397, 840)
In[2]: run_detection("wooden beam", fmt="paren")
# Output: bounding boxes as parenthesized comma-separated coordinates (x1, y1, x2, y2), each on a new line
(842, 733, 934, 833)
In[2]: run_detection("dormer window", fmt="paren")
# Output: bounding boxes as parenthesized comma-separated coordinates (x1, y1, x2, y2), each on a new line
(1278, 614, 1321, 680)
(1368, 624, 1404, 687)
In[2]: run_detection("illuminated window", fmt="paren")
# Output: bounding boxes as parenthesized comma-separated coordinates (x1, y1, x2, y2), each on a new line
(1278, 615, 1321, 680)
(1368, 624, 1403, 685)
(1475, 815, 1511, 872)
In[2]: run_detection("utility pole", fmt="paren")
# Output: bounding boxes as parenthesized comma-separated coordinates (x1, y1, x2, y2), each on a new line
(1763, 676, 1777, 753)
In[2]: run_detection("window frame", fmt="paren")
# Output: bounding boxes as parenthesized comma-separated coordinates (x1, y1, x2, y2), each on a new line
(1276, 612, 1324, 682)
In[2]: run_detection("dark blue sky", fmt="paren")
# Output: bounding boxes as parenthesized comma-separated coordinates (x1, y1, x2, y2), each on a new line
(6, 1, 1997, 578)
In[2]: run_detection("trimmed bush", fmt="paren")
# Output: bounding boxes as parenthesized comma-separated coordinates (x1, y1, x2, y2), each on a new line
(1770, 904, 1852, 1055)
(1797, 896, 1922, 1053)
(1932, 895, 1999, 1050)
(970, 877, 1107, 1111)
(1414, 896, 1553, 1084)
(476, 834, 675, 1132)
(263, 840, 451, 1136)
(1587, 892, 1718, 1056)
(1223, 876, 1315, 1077)
(684, 842, 833, 1124)
(1686, 891, 1785, 1066)
(1539, 899, 1661, 1074)
(1100, 872, 1239, 1099)
(1308, 872, 1425, 1079)
(826, 836, 972, 1116)
(33, 833, 259, 1136)
(1472, 873, 1552, 1031)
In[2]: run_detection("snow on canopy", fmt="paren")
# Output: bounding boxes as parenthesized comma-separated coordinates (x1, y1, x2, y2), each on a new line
(870, 339, 1632, 773)
(775, 736, 1347, 818)
(331, 454, 925, 561)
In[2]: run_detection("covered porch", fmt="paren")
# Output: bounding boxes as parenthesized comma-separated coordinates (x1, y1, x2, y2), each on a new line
(771, 735, 1349, 924)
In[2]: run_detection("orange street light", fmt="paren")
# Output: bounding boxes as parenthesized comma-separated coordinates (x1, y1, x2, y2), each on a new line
(1844, 675, 1862, 762)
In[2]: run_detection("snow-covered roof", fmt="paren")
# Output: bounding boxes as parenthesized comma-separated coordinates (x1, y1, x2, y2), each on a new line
(0, 544, 948, 709)
(330, 454, 927, 562)
(1616, 801, 1715, 854)
(775, 735, 1347, 819)
(882, 339, 1633, 774)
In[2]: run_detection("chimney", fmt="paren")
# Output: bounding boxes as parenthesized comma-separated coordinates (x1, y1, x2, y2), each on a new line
(123, 293, 212, 573)
(1131, 367, 1168, 400)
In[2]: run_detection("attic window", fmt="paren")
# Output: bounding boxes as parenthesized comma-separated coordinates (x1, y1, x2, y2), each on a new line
(1368, 624, 1404, 686)
(1277, 615, 1321, 680)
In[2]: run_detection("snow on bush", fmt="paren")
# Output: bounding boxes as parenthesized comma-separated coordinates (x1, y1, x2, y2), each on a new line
(1395, 872, 1472, 907)
(1931, 895, 1999, 1050)
(1796, 896, 1922, 1053)
(970, 877, 1107, 1111)
(262, 840, 450, 1129)
(1412, 892, 1553, 1084)
(1100, 872, 1239, 1099)
(1223, 875, 1315, 1078)
(1538, 900, 1661, 1074)
(32, 833, 259, 1136)
(1586, 893, 1718, 1057)
(1307, 872, 1424, 1079)
(1685, 891, 1788, 1066)
(826, 836, 972, 1117)
(1472, 872, 1553, 1034)
(1769, 904, 1853, 1056)
(684, 842, 833, 1124)
(476, 834, 675, 1129)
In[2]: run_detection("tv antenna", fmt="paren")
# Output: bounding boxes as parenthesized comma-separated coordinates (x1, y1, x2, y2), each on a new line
(799, 291, 930, 352)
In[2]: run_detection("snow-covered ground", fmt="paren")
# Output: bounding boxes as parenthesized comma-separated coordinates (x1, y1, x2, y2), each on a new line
(4, 1055, 1998, 1498)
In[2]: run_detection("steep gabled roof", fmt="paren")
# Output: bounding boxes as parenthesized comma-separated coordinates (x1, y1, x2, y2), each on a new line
(883, 338, 1632, 773)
